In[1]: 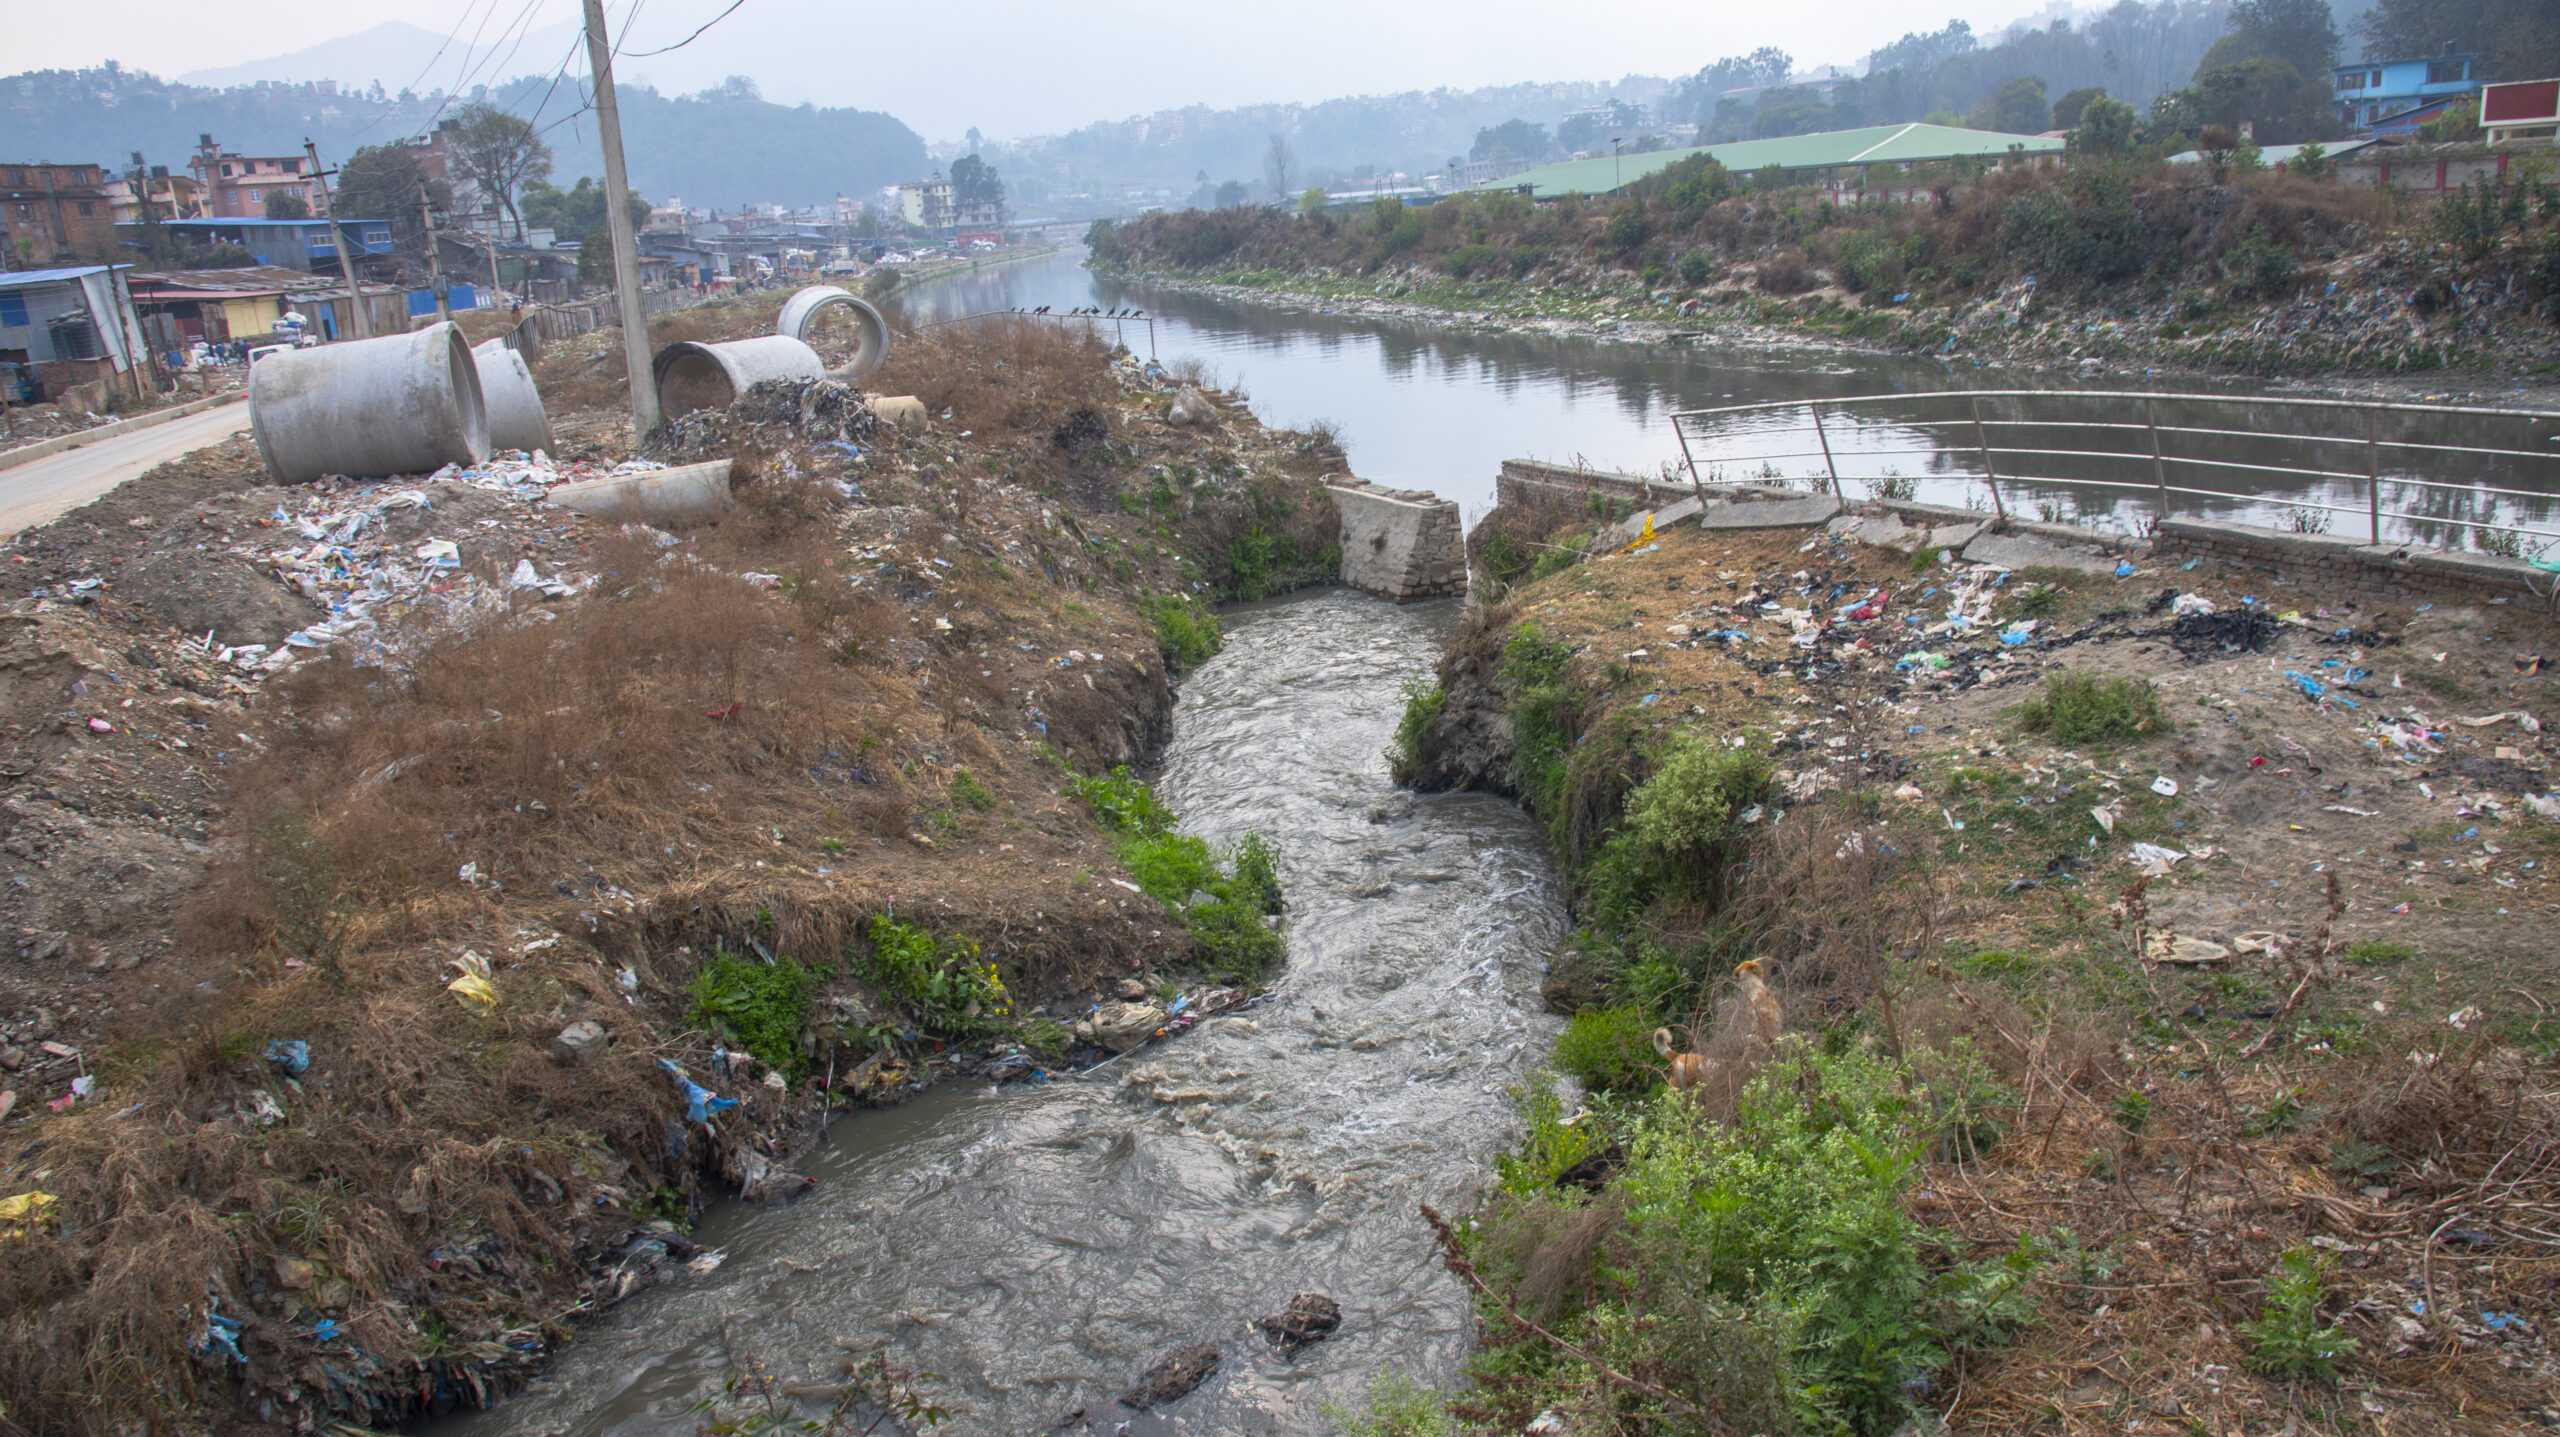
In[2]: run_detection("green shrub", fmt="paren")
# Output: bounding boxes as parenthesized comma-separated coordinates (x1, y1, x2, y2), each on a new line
(1228, 524, 1278, 601)
(1140, 591, 1222, 668)
(1677, 250, 1713, 285)
(2011, 672, 2162, 745)
(2238, 1248, 2357, 1378)
(1524, 529, 1593, 585)
(1494, 1069, 1599, 1194)
(1500, 625, 1579, 822)
(1387, 679, 1446, 784)
(1443, 242, 1501, 279)
(1327, 1368, 1461, 1437)
(1555, 1004, 1663, 1093)
(1621, 736, 1773, 895)
(861, 914, 1008, 1035)
(1066, 766, 1177, 834)
(1598, 1043, 2003, 1432)
(1067, 768, 1284, 980)
(689, 952, 820, 1070)
(948, 769, 996, 811)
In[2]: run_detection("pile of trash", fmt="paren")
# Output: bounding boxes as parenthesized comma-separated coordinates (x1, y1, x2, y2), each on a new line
(216, 451, 643, 679)
(641, 378, 878, 464)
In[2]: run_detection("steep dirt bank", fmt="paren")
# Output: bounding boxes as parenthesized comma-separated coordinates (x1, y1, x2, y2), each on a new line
(1381, 486, 2560, 1433)
(0, 302, 1346, 1433)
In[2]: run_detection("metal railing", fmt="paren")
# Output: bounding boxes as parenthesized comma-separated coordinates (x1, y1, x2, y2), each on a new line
(910, 307, 1157, 360)
(1670, 389, 2560, 558)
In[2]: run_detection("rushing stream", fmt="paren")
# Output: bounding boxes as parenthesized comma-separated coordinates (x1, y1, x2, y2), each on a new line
(465, 589, 1565, 1436)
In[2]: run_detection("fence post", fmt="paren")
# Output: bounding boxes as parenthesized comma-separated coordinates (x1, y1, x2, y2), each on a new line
(1809, 403, 1841, 495)
(2144, 396, 2170, 532)
(1675, 418, 1704, 504)
(2366, 407, 2381, 545)
(1970, 396, 2008, 524)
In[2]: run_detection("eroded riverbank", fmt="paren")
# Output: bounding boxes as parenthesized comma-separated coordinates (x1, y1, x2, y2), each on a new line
(462, 588, 1566, 1437)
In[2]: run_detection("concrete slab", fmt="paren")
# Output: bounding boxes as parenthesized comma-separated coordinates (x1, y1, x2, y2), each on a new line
(1961, 531, 2121, 575)
(1926, 522, 1985, 552)
(1698, 495, 1843, 530)
(1607, 495, 1703, 546)
(1827, 512, 1925, 552)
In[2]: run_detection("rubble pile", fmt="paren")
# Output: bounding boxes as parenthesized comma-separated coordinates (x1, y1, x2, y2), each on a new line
(640, 378, 878, 463)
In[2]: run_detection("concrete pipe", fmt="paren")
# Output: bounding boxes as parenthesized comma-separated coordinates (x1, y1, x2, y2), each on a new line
(547, 460, 733, 527)
(651, 335, 825, 420)
(250, 322, 488, 482)
(776, 285, 891, 380)
(471, 339, 556, 455)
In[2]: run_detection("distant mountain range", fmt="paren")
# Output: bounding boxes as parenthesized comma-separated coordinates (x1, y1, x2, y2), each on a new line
(175, 19, 586, 96)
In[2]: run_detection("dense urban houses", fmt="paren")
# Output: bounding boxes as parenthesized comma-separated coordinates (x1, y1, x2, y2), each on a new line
(187, 135, 330, 219)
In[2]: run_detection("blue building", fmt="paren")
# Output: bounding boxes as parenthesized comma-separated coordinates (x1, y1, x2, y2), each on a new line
(112, 216, 395, 275)
(2332, 45, 2483, 132)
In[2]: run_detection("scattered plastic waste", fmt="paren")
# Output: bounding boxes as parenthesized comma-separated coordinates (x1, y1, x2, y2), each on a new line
(1896, 651, 1950, 671)
(658, 1058, 741, 1123)
(2115, 560, 2136, 578)
(446, 949, 498, 1013)
(263, 1039, 309, 1077)
(1999, 620, 2040, 646)
(2129, 842, 2187, 876)
(2150, 775, 2179, 797)
(0, 1190, 58, 1240)
(2144, 932, 2229, 964)
(197, 1302, 246, 1364)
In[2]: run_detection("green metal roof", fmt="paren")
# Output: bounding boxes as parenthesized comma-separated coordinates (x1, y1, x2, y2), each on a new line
(1480, 122, 2067, 199)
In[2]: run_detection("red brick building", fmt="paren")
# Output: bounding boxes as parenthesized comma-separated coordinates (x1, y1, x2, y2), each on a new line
(2, 163, 116, 267)
(187, 135, 330, 220)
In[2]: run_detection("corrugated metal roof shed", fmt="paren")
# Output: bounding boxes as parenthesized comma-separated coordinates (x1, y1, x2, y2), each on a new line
(2162, 138, 2378, 166)
(0, 264, 125, 289)
(1480, 123, 2067, 199)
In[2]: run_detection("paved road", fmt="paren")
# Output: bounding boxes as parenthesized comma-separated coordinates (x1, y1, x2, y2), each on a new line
(0, 403, 256, 538)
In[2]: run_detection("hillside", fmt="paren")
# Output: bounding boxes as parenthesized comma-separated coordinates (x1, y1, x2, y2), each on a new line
(0, 65, 924, 211)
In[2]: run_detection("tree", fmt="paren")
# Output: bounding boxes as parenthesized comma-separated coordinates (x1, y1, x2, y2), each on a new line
(2052, 85, 2108, 130)
(2179, 56, 2338, 142)
(1214, 180, 1250, 209)
(2073, 96, 2141, 154)
(1976, 75, 2053, 133)
(521, 176, 648, 241)
(2196, 0, 2338, 84)
(336, 143, 452, 235)
(949, 154, 1005, 222)
(577, 229, 613, 285)
(2358, 0, 2556, 83)
(1300, 186, 1329, 213)
(446, 101, 553, 240)
(263, 189, 311, 220)
(1470, 119, 1553, 165)
(1262, 133, 1295, 202)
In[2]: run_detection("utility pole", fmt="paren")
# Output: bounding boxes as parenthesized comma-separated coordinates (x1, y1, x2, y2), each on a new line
(421, 193, 451, 323)
(581, 0, 660, 436)
(304, 139, 373, 339)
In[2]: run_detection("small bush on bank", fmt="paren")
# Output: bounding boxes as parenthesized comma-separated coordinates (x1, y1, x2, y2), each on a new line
(2012, 672, 2163, 744)
(690, 950, 822, 1069)
(1554, 1004, 1662, 1093)
(1068, 766, 1285, 980)
(861, 914, 1006, 1036)
(2239, 1248, 2357, 1378)
(1388, 679, 1446, 785)
(1622, 736, 1774, 896)
(1473, 1041, 2031, 1435)
(1141, 590, 1223, 668)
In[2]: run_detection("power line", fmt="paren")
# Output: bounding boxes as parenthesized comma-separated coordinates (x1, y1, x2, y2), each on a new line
(624, 0, 745, 57)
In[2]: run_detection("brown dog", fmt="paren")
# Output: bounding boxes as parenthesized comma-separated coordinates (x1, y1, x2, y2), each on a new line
(1733, 959, 1784, 1057)
(1651, 1026, 1706, 1091)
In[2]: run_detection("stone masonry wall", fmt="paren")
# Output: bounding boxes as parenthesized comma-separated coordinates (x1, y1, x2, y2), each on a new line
(1328, 480, 1466, 602)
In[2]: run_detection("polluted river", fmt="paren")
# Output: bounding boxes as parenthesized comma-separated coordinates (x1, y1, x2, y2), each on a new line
(450, 248, 2443, 1436)
(463, 584, 1565, 1436)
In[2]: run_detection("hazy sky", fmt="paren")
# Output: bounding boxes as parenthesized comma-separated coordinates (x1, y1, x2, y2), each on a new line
(23, 0, 2066, 140)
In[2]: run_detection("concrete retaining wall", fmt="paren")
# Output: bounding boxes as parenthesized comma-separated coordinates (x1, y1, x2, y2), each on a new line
(1328, 480, 1465, 602)
(2153, 517, 2549, 605)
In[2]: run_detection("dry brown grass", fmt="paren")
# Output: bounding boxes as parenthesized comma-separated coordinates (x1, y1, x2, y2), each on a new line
(866, 317, 1122, 437)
